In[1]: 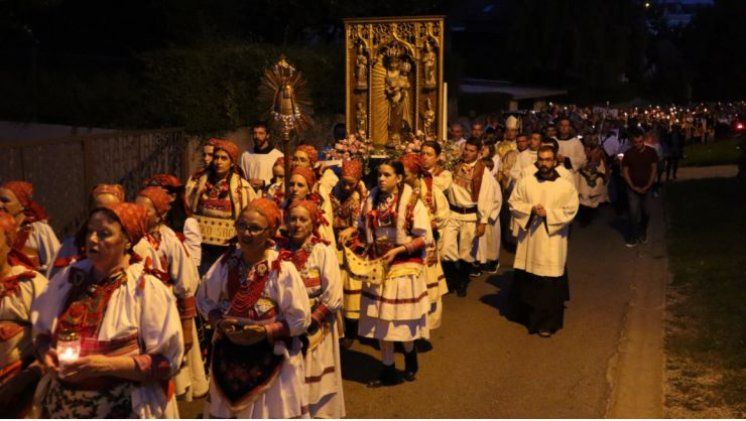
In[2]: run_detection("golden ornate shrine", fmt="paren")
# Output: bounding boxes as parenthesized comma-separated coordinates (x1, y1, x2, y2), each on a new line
(344, 16, 445, 147)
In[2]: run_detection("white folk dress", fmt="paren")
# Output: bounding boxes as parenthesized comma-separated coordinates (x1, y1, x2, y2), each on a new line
(358, 184, 431, 342)
(197, 249, 311, 419)
(1, 265, 47, 390)
(147, 224, 208, 401)
(417, 179, 449, 331)
(281, 239, 345, 418)
(508, 174, 579, 277)
(31, 260, 184, 418)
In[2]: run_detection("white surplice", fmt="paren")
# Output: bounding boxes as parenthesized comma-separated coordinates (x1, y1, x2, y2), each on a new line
(239, 148, 284, 191)
(508, 173, 579, 277)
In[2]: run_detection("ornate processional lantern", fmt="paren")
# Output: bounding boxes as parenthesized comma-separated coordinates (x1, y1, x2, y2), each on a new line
(259, 56, 313, 191)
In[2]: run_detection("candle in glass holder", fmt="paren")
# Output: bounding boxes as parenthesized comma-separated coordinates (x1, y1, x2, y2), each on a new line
(57, 331, 80, 367)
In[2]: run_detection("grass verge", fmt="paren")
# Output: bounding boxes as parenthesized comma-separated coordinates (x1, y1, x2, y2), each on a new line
(681, 136, 743, 167)
(664, 177, 746, 416)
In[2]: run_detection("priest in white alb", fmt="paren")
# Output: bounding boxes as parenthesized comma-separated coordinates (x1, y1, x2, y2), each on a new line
(239, 121, 284, 194)
(508, 145, 579, 338)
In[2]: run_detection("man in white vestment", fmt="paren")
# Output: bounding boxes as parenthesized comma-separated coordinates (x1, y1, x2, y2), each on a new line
(508, 145, 579, 338)
(240, 121, 284, 193)
(440, 138, 497, 297)
(556, 118, 587, 189)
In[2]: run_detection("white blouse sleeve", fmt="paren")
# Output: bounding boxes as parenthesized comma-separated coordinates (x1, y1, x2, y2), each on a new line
(182, 217, 202, 269)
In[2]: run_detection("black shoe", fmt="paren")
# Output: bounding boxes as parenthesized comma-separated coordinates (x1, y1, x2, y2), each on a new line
(639, 232, 648, 244)
(367, 364, 402, 388)
(403, 349, 418, 381)
(340, 337, 354, 350)
(457, 286, 467, 297)
(483, 260, 500, 274)
(469, 265, 482, 278)
(414, 338, 433, 352)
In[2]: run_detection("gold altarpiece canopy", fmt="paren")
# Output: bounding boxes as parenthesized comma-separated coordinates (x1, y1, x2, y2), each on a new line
(344, 16, 445, 148)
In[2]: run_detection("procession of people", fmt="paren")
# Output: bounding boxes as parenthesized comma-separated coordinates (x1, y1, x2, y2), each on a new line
(0, 95, 738, 418)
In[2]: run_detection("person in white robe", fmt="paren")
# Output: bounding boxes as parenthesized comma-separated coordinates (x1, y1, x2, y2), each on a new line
(0, 181, 60, 273)
(31, 203, 184, 418)
(197, 199, 310, 419)
(357, 160, 431, 387)
(509, 146, 579, 338)
(440, 138, 496, 296)
(556, 118, 588, 189)
(240, 122, 284, 194)
(476, 163, 503, 274)
(281, 200, 345, 418)
(136, 186, 208, 402)
(0, 212, 48, 417)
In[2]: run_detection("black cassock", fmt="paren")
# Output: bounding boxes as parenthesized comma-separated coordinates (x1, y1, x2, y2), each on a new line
(510, 268, 569, 334)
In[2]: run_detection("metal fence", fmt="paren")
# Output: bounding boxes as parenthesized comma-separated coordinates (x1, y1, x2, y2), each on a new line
(0, 128, 193, 236)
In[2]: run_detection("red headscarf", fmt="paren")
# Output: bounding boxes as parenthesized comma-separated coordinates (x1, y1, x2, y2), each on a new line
(210, 138, 240, 163)
(287, 199, 323, 232)
(144, 174, 183, 189)
(137, 186, 172, 217)
(245, 198, 282, 233)
(295, 144, 318, 167)
(400, 153, 424, 176)
(0, 211, 17, 247)
(273, 157, 285, 169)
(0, 181, 48, 222)
(91, 183, 125, 202)
(290, 166, 317, 189)
(341, 159, 363, 181)
(102, 202, 148, 246)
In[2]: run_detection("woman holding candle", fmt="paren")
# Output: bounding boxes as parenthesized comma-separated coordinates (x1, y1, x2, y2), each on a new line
(279, 199, 345, 418)
(0, 181, 60, 273)
(0, 212, 48, 417)
(47, 183, 126, 280)
(196, 198, 310, 418)
(357, 160, 432, 387)
(135, 186, 208, 402)
(31, 202, 184, 418)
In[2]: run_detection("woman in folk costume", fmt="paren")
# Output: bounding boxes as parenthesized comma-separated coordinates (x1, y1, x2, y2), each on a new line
(399, 153, 448, 332)
(31, 202, 184, 418)
(143, 174, 202, 269)
(264, 157, 286, 207)
(47, 184, 125, 280)
(0, 212, 48, 417)
(196, 198, 310, 418)
(0, 181, 60, 273)
(279, 199, 345, 418)
(357, 159, 432, 387)
(292, 144, 337, 249)
(185, 138, 256, 275)
(135, 186, 208, 401)
(284, 166, 336, 246)
(332, 160, 367, 347)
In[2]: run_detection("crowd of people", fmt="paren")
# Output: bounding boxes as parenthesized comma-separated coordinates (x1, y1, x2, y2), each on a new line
(0, 100, 739, 418)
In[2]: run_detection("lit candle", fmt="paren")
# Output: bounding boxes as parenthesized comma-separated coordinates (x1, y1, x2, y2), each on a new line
(57, 332, 80, 367)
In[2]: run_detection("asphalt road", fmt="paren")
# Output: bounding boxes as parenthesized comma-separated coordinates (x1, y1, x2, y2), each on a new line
(180, 203, 653, 418)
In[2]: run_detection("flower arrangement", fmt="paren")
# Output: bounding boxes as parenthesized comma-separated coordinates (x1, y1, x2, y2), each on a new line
(324, 131, 375, 164)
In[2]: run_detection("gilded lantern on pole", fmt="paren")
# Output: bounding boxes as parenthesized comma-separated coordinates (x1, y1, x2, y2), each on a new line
(344, 16, 445, 149)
